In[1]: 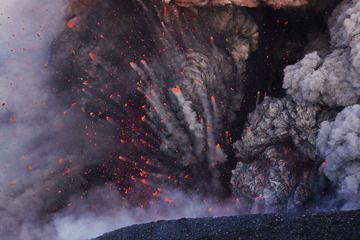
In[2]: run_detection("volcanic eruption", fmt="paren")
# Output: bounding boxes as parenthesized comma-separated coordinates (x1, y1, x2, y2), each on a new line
(0, 0, 359, 239)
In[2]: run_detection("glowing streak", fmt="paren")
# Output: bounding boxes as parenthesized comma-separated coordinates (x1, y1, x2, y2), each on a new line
(164, 197, 174, 203)
(58, 159, 63, 165)
(89, 52, 95, 61)
(164, 5, 167, 17)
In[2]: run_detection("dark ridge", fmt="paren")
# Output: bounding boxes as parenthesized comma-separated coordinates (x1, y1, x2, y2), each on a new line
(94, 210, 360, 240)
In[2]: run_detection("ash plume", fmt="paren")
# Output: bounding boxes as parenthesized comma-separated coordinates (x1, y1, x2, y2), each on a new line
(232, 0, 360, 211)
(0, 0, 258, 239)
(130, 2, 258, 195)
(283, 0, 360, 107)
(317, 104, 360, 209)
(1, 0, 359, 239)
(231, 97, 321, 210)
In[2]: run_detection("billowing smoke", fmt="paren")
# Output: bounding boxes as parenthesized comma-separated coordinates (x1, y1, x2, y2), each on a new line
(233, 96, 320, 162)
(0, 0, 257, 239)
(129, 2, 258, 195)
(52, 186, 243, 240)
(283, 0, 360, 107)
(231, 97, 321, 210)
(0, 0, 74, 238)
(1, 0, 359, 239)
(317, 104, 360, 209)
(232, 0, 360, 211)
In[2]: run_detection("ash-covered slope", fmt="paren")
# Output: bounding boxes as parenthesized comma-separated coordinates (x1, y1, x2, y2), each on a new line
(94, 210, 360, 240)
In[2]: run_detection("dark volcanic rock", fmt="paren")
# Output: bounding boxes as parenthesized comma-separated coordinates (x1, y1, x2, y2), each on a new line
(94, 210, 360, 240)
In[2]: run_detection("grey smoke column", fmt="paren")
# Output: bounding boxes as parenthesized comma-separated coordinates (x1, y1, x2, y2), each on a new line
(283, 0, 360, 107)
(233, 0, 360, 211)
(317, 105, 360, 208)
(283, 0, 360, 209)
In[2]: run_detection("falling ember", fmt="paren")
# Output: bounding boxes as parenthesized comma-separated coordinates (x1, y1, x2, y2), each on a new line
(62, 168, 71, 176)
(58, 159, 63, 165)
(140, 179, 148, 185)
(141, 116, 146, 121)
(163, 5, 167, 17)
(171, 85, 181, 94)
(27, 164, 33, 172)
(211, 96, 216, 104)
(89, 52, 95, 61)
(164, 197, 174, 203)
(67, 17, 78, 29)
(216, 143, 221, 150)
(139, 169, 146, 177)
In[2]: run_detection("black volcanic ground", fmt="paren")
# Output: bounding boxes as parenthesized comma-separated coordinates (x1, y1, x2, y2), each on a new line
(94, 210, 360, 240)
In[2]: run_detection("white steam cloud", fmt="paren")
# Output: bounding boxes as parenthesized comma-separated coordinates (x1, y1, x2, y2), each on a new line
(0, 0, 68, 239)
(53, 186, 242, 240)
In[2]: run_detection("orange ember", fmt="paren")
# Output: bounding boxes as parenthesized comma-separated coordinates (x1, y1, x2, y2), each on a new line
(171, 85, 180, 93)
(164, 197, 174, 203)
(89, 52, 95, 61)
(67, 17, 78, 29)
